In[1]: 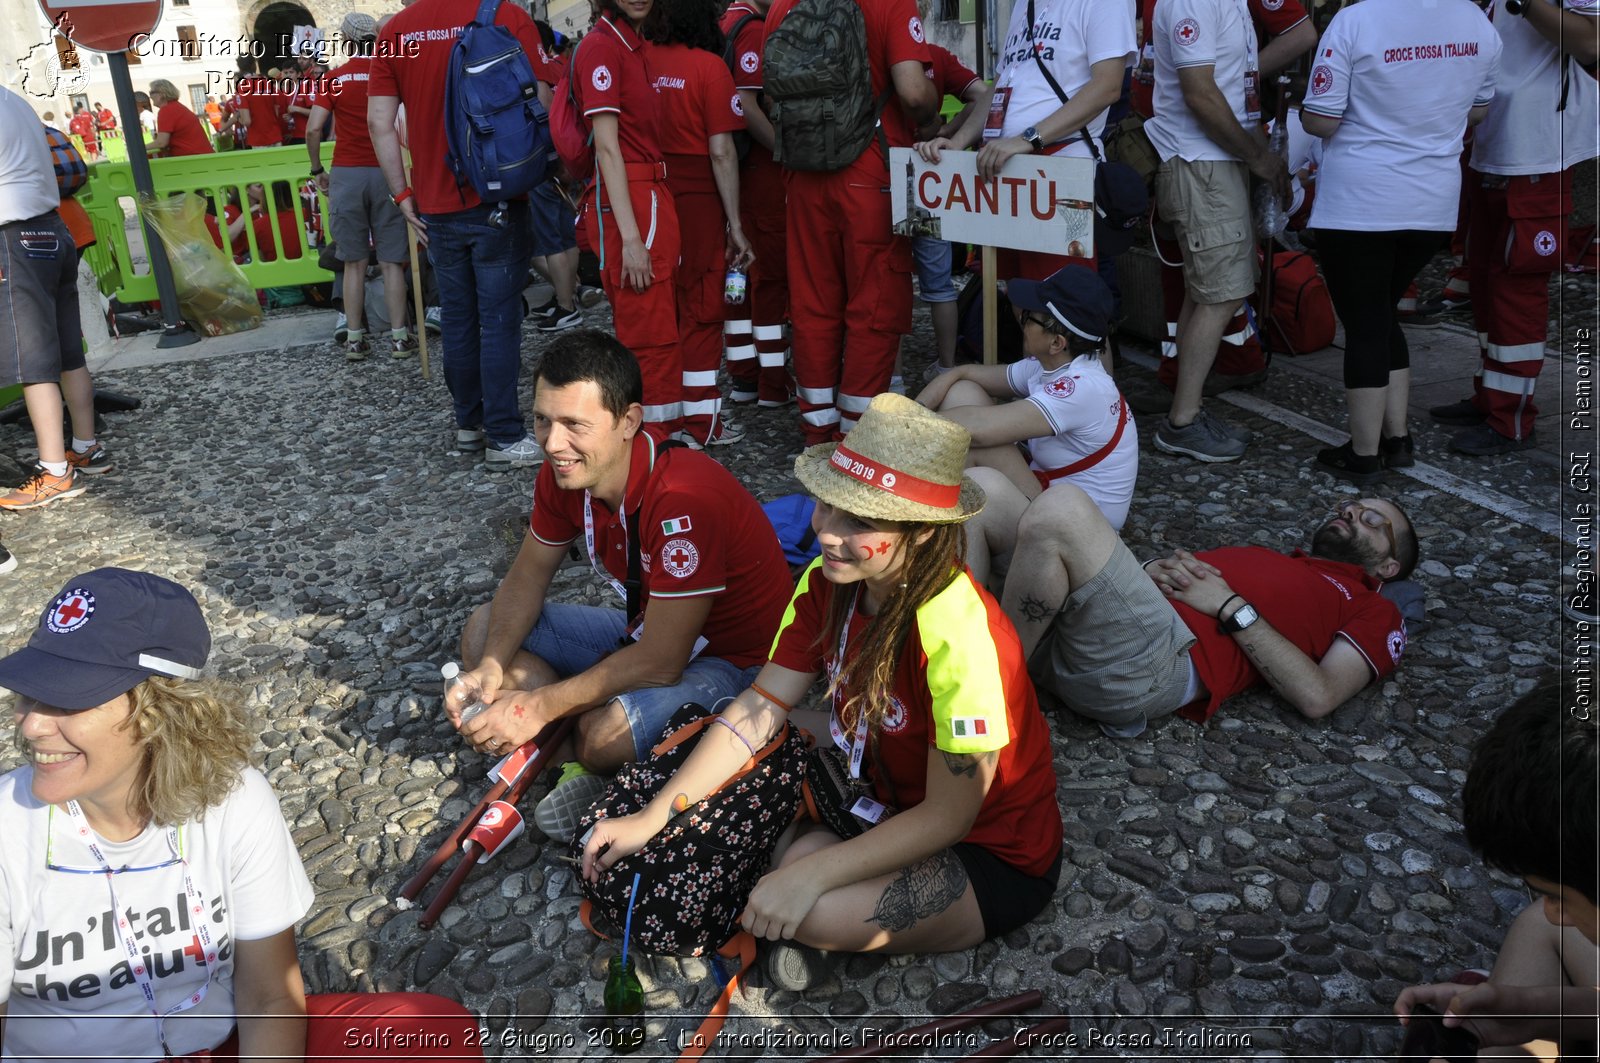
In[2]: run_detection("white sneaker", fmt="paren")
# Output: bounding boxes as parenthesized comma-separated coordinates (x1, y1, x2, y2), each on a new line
(484, 434, 545, 469)
(705, 416, 745, 446)
(455, 427, 485, 453)
(424, 306, 442, 335)
(333, 312, 348, 344)
(578, 285, 605, 308)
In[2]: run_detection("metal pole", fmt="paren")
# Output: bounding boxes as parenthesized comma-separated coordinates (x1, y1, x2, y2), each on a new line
(105, 49, 198, 348)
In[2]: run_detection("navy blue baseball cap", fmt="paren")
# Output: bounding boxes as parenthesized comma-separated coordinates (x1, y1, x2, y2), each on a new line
(1006, 265, 1116, 343)
(0, 568, 210, 710)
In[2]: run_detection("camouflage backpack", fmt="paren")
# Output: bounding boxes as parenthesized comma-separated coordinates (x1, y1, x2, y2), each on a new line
(762, 0, 883, 171)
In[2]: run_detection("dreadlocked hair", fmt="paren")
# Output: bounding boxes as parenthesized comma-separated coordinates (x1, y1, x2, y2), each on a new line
(819, 520, 968, 737)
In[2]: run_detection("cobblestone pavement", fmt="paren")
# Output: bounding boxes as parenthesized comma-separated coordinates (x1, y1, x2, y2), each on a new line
(0, 279, 1586, 1061)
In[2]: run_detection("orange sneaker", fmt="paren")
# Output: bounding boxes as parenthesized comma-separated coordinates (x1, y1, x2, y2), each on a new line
(0, 467, 87, 510)
(66, 442, 113, 475)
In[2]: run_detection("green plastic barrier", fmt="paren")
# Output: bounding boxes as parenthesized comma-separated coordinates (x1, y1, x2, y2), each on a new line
(72, 129, 128, 164)
(78, 143, 335, 304)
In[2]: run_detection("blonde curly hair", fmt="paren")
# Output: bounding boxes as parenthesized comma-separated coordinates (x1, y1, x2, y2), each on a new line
(12, 677, 256, 827)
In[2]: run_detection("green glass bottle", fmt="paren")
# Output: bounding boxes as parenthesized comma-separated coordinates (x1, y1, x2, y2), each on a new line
(603, 954, 645, 1053)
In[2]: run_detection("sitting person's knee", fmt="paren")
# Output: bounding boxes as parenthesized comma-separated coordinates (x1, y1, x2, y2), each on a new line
(1016, 483, 1099, 545)
(574, 700, 636, 771)
(460, 603, 492, 664)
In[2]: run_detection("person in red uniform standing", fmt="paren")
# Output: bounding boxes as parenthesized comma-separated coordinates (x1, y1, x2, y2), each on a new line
(572, 0, 686, 438)
(648, 0, 754, 447)
(93, 101, 115, 132)
(68, 105, 99, 160)
(768, 0, 938, 445)
(720, 0, 793, 408)
(235, 55, 284, 149)
(368, 0, 561, 469)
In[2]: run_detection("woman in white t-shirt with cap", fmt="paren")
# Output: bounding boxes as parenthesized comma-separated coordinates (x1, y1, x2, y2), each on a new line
(0, 568, 479, 1062)
(1301, 0, 1499, 485)
(918, 265, 1138, 549)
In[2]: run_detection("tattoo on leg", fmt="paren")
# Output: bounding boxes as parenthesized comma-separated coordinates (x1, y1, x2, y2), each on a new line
(866, 850, 970, 933)
(1017, 594, 1055, 624)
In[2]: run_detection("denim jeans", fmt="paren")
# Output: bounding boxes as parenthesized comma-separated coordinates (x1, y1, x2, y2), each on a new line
(423, 201, 532, 447)
(524, 603, 761, 760)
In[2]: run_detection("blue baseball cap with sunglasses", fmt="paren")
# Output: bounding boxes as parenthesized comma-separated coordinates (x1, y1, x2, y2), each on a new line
(1006, 264, 1116, 344)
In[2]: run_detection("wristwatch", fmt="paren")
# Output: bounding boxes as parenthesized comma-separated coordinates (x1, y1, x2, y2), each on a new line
(310, 165, 325, 176)
(1022, 126, 1044, 153)
(1219, 602, 1259, 634)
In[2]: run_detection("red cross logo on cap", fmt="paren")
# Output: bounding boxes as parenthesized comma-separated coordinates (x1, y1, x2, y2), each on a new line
(1175, 18, 1200, 46)
(46, 589, 95, 634)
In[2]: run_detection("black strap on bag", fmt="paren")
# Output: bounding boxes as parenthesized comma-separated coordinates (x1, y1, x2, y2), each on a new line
(621, 438, 687, 633)
(1025, 0, 1104, 163)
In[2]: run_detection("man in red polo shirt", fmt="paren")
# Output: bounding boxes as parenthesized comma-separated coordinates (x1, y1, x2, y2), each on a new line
(766, 0, 939, 444)
(448, 333, 792, 841)
(368, 0, 561, 469)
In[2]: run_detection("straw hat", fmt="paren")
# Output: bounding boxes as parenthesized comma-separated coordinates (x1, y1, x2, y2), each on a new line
(793, 393, 985, 524)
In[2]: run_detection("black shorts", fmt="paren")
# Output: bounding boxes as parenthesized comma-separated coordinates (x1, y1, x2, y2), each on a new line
(954, 842, 1063, 939)
(0, 212, 83, 388)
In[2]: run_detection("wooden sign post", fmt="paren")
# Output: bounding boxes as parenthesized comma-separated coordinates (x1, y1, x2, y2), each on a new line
(890, 148, 1096, 364)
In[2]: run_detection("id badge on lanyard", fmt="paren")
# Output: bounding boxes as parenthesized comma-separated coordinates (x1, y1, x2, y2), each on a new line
(1244, 69, 1262, 123)
(983, 85, 1011, 141)
(825, 594, 870, 779)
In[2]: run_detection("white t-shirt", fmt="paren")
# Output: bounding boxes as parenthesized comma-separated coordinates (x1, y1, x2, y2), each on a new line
(1007, 353, 1139, 530)
(1472, 0, 1600, 176)
(0, 767, 315, 1063)
(1305, 0, 1500, 232)
(1146, 0, 1260, 161)
(995, 0, 1138, 158)
(0, 88, 61, 228)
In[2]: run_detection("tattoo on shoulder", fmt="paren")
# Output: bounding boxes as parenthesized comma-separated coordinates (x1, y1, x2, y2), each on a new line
(940, 750, 988, 778)
(866, 850, 970, 933)
(1018, 595, 1054, 624)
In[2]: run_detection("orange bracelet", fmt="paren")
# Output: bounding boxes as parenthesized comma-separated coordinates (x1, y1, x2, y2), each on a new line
(749, 682, 792, 712)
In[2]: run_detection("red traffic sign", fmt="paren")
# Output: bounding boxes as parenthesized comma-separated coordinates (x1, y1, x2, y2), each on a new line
(37, 0, 164, 55)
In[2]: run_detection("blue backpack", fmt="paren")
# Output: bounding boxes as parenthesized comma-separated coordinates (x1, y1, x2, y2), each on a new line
(762, 494, 820, 572)
(444, 0, 553, 205)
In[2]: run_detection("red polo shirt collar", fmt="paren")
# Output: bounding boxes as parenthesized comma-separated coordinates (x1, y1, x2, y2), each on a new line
(600, 13, 643, 52)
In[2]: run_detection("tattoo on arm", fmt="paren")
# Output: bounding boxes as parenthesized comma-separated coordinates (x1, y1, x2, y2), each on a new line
(1018, 595, 1055, 624)
(940, 750, 986, 778)
(866, 850, 970, 933)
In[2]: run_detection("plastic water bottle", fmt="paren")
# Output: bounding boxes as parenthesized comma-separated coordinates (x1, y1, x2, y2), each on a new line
(724, 267, 748, 305)
(603, 955, 646, 1053)
(441, 662, 487, 725)
(1255, 117, 1290, 239)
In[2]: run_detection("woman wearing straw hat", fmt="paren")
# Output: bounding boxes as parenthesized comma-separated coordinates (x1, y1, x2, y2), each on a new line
(0, 568, 479, 1061)
(580, 394, 1063, 989)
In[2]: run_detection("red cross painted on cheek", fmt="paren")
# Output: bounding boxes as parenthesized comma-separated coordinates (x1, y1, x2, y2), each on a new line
(874, 541, 892, 556)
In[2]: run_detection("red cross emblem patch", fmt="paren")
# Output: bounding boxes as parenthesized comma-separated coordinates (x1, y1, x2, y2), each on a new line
(1174, 18, 1200, 46)
(47, 590, 95, 634)
(1047, 376, 1076, 397)
(1311, 65, 1334, 96)
(592, 65, 613, 92)
(662, 537, 700, 578)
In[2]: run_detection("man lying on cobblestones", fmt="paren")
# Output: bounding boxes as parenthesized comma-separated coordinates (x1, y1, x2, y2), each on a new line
(1000, 484, 1416, 736)
(446, 331, 793, 842)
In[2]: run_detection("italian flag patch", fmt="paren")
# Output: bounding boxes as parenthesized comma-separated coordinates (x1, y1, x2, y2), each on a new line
(661, 516, 693, 535)
(950, 717, 988, 738)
